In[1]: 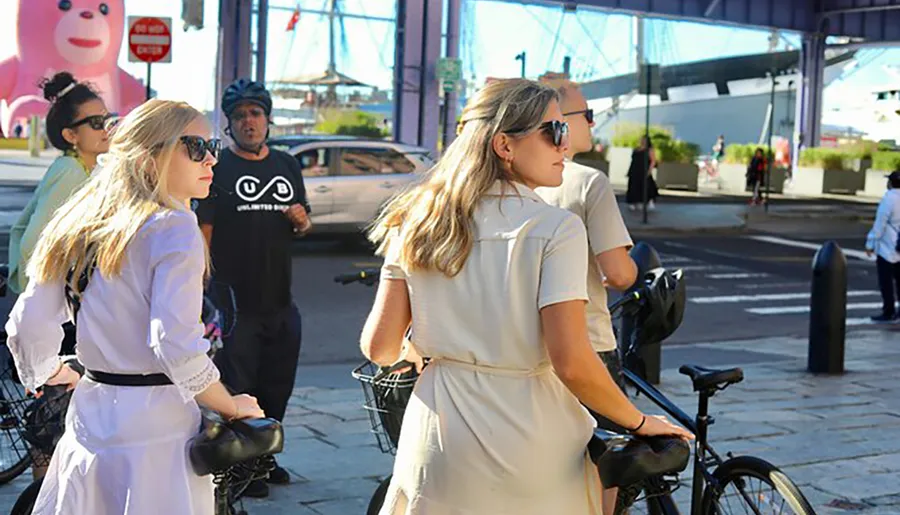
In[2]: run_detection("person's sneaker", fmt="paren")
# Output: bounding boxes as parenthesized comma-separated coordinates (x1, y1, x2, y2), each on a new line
(242, 478, 270, 498)
(870, 313, 896, 323)
(264, 456, 291, 485)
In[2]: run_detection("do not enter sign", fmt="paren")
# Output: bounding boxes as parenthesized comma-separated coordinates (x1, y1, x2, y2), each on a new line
(128, 16, 172, 64)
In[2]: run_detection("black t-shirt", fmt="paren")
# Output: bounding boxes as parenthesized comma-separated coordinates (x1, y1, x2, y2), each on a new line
(195, 147, 310, 315)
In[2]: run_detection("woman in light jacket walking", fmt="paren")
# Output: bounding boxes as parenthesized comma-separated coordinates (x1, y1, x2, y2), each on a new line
(865, 170, 900, 322)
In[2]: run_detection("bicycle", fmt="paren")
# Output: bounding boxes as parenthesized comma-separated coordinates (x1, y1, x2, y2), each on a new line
(603, 270, 816, 514)
(338, 266, 817, 515)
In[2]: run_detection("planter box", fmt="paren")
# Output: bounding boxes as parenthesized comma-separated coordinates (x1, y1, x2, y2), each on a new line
(656, 162, 698, 191)
(713, 163, 749, 194)
(756, 167, 787, 194)
(572, 157, 609, 176)
(787, 167, 864, 196)
(607, 147, 632, 187)
(862, 169, 892, 198)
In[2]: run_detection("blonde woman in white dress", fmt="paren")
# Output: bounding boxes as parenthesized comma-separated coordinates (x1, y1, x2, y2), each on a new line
(361, 79, 692, 515)
(5, 99, 265, 515)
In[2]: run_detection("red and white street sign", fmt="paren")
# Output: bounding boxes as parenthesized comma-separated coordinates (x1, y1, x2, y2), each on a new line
(127, 16, 172, 64)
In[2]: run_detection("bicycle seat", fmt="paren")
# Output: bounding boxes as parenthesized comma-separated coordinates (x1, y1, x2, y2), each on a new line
(587, 431, 690, 488)
(679, 364, 743, 392)
(188, 415, 284, 476)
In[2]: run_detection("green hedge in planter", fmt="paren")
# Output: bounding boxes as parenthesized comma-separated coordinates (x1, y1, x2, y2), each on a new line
(873, 151, 900, 171)
(798, 141, 879, 171)
(723, 143, 762, 164)
(799, 148, 848, 170)
(610, 123, 698, 164)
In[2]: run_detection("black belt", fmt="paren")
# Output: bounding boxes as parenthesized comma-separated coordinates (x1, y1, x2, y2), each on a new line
(85, 370, 173, 387)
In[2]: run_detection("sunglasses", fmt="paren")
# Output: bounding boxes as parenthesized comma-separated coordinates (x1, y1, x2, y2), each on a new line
(563, 108, 594, 124)
(180, 135, 222, 162)
(69, 113, 119, 131)
(538, 120, 569, 148)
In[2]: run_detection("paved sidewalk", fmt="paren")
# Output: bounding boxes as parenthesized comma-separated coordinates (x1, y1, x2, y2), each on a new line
(0, 329, 897, 513)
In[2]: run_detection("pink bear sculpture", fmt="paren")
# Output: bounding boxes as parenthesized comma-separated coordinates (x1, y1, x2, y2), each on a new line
(0, 0, 146, 137)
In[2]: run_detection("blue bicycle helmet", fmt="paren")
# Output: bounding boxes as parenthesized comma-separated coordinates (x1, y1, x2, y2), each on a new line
(221, 78, 272, 119)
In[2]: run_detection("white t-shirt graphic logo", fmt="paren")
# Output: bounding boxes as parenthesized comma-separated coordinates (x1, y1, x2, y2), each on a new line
(235, 175, 295, 203)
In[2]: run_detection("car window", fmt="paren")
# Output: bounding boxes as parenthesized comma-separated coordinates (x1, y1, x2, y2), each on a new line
(338, 147, 416, 176)
(269, 143, 292, 153)
(296, 148, 330, 177)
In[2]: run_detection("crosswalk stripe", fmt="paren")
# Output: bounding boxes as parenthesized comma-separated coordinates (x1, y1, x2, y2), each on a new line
(706, 272, 770, 279)
(746, 235, 873, 262)
(690, 290, 879, 304)
(671, 265, 726, 272)
(746, 302, 883, 315)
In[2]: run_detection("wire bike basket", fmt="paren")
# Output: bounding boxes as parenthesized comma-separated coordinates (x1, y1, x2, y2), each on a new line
(351, 361, 418, 455)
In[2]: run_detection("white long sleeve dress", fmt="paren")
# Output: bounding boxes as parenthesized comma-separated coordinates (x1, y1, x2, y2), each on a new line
(5, 209, 219, 515)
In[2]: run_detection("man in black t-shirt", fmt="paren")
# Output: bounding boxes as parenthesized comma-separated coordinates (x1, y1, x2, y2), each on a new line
(195, 79, 311, 497)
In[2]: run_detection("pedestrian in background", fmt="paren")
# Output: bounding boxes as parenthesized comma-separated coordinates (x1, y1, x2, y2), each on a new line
(865, 170, 900, 322)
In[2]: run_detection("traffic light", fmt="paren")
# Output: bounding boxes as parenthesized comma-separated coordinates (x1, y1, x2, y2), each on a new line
(182, 0, 204, 30)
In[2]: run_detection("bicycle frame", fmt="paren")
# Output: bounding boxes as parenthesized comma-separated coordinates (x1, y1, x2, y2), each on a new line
(624, 367, 735, 515)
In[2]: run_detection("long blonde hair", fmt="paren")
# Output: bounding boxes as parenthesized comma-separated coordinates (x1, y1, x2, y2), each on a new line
(30, 99, 209, 291)
(368, 78, 559, 277)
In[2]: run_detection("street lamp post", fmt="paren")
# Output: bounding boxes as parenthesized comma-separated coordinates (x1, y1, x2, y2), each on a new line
(766, 71, 779, 213)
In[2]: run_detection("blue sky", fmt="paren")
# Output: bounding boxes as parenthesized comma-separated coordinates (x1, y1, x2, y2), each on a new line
(0, 0, 896, 113)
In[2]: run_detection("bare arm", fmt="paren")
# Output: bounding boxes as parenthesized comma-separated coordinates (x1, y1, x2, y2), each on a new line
(360, 278, 412, 366)
(595, 248, 638, 291)
(200, 223, 213, 248)
(195, 382, 239, 418)
(541, 300, 644, 429)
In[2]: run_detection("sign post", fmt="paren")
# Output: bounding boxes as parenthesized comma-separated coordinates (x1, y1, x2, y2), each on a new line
(128, 16, 173, 101)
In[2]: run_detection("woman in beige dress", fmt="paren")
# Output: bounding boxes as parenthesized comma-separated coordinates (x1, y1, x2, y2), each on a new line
(361, 79, 692, 515)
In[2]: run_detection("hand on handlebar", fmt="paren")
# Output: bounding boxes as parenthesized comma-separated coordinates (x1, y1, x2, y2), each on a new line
(230, 394, 266, 421)
(44, 363, 82, 392)
(396, 343, 425, 375)
(635, 415, 694, 441)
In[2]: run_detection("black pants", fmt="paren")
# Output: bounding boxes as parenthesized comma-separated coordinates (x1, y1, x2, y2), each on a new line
(213, 303, 302, 421)
(876, 256, 900, 316)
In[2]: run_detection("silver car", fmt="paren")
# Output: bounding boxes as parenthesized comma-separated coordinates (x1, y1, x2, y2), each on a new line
(267, 135, 434, 234)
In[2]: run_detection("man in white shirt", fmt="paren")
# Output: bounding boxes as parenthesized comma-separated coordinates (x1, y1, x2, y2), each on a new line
(865, 170, 900, 322)
(535, 79, 639, 514)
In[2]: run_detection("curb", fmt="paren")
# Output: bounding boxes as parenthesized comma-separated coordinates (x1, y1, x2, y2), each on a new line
(626, 221, 747, 234)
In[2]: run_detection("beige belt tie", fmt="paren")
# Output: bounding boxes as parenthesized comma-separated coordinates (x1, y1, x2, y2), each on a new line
(430, 356, 552, 378)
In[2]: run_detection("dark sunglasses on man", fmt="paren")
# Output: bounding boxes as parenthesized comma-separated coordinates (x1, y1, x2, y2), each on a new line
(68, 113, 119, 131)
(563, 108, 594, 124)
(180, 135, 222, 162)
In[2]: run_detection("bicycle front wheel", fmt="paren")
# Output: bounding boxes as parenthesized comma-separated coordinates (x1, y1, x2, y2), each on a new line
(367, 475, 392, 515)
(702, 456, 816, 515)
(10, 477, 43, 515)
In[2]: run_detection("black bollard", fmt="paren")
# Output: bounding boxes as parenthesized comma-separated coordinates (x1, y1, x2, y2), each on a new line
(808, 240, 847, 374)
(620, 242, 663, 384)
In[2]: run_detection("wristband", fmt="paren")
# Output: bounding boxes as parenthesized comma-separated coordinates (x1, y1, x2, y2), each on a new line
(628, 415, 646, 434)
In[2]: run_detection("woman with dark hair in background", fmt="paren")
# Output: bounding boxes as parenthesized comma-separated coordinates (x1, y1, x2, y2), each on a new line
(9, 72, 116, 298)
(6, 72, 116, 479)
(625, 135, 659, 211)
(746, 147, 767, 205)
